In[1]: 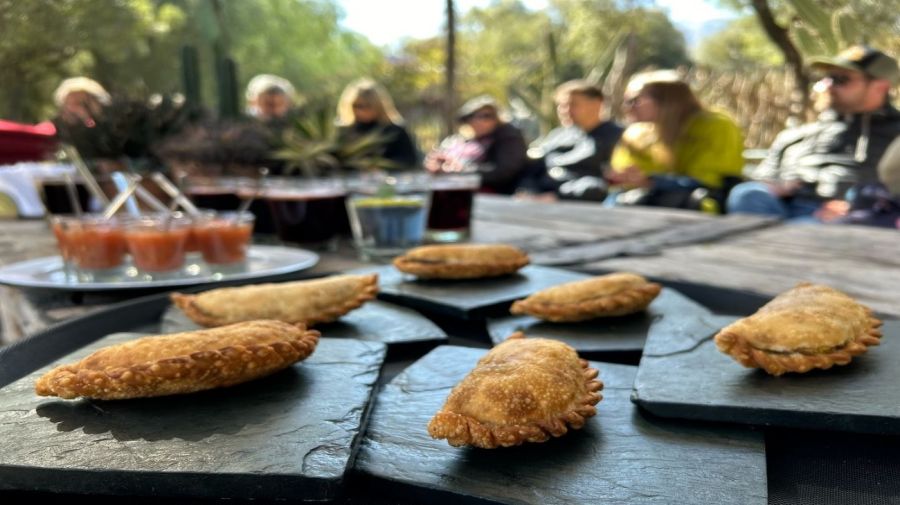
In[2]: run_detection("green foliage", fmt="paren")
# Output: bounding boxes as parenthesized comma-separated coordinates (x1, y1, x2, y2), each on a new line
(0, 0, 188, 122)
(786, 0, 858, 55)
(383, 0, 689, 138)
(695, 16, 784, 69)
(0, 0, 386, 123)
(554, 0, 690, 73)
(275, 106, 404, 177)
(713, 0, 900, 60)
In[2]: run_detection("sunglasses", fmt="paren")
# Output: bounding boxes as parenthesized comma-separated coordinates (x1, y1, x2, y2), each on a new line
(623, 95, 645, 107)
(467, 112, 496, 121)
(352, 102, 372, 110)
(824, 74, 862, 87)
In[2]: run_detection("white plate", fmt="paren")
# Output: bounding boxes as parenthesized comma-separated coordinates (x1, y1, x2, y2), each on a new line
(0, 245, 319, 291)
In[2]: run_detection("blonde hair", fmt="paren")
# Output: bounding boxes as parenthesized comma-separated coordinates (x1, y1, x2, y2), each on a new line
(336, 78, 403, 126)
(640, 80, 703, 146)
(53, 77, 111, 107)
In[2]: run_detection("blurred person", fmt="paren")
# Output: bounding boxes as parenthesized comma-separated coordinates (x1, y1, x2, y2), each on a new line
(824, 136, 900, 228)
(245, 74, 300, 127)
(335, 78, 418, 169)
(425, 96, 527, 194)
(607, 71, 744, 211)
(728, 45, 900, 219)
(52, 77, 110, 127)
(518, 80, 624, 201)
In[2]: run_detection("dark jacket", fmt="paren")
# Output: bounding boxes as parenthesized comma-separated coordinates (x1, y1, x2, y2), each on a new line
(436, 122, 526, 194)
(752, 101, 900, 199)
(337, 122, 419, 169)
(521, 121, 624, 195)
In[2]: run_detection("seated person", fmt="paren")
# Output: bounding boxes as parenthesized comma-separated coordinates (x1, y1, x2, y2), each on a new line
(52, 77, 110, 128)
(519, 80, 624, 200)
(824, 136, 900, 228)
(335, 78, 419, 169)
(425, 96, 527, 195)
(607, 71, 744, 212)
(727, 46, 900, 219)
(245, 74, 302, 130)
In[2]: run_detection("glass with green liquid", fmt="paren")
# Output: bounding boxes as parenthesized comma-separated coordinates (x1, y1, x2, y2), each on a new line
(347, 173, 431, 260)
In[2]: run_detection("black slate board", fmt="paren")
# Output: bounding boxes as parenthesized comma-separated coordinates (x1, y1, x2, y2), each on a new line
(487, 287, 715, 362)
(162, 299, 448, 354)
(633, 317, 900, 435)
(353, 265, 588, 319)
(0, 333, 386, 501)
(354, 345, 767, 505)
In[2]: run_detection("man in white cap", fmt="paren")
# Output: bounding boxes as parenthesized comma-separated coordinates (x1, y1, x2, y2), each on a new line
(728, 45, 900, 219)
(245, 74, 299, 123)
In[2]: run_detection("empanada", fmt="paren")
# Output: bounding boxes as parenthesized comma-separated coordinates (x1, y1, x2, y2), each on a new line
(428, 333, 602, 448)
(35, 320, 320, 400)
(510, 272, 661, 322)
(393, 244, 529, 279)
(714, 283, 882, 376)
(171, 274, 378, 327)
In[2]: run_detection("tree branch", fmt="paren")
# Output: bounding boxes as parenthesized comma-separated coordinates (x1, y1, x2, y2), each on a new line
(750, 0, 810, 115)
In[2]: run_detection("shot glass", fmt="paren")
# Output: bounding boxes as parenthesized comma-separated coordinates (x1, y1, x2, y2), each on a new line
(49, 215, 78, 282)
(68, 215, 129, 282)
(124, 214, 191, 278)
(192, 210, 255, 268)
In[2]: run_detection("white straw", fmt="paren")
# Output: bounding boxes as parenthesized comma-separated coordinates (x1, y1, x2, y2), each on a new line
(63, 145, 110, 205)
(62, 172, 83, 217)
(102, 176, 142, 219)
(151, 172, 202, 217)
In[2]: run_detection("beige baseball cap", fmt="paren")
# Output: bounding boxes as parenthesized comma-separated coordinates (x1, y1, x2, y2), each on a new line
(810, 45, 899, 85)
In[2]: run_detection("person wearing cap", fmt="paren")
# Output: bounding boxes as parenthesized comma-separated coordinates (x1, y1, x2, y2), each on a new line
(335, 78, 419, 169)
(517, 80, 624, 200)
(606, 71, 745, 211)
(425, 96, 527, 194)
(52, 77, 111, 127)
(245, 74, 301, 127)
(727, 45, 900, 219)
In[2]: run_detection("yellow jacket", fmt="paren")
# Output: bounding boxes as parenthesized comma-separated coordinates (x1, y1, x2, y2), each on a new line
(610, 110, 744, 188)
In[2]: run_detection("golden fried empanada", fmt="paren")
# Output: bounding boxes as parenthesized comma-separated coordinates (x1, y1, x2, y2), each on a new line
(393, 244, 529, 279)
(428, 333, 602, 448)
(715, 283, 882, 376)
(35, 320, 320, 400)
(171, 274, 378, 327)
(510, 272, 661, 322)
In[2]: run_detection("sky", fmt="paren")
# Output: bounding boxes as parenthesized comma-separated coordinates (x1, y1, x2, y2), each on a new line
(336, 0, 738, 49)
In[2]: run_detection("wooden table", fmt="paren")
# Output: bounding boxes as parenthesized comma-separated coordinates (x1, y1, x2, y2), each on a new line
(1, 194, 896, 344)
(2, 195, 899, 505)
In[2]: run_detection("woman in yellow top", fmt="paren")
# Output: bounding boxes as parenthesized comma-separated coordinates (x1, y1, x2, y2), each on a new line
(607, 74, 744, 210)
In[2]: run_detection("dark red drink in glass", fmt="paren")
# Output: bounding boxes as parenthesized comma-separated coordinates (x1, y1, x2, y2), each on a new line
(264, 178, 348, 246)
(426, 173, 480, 242)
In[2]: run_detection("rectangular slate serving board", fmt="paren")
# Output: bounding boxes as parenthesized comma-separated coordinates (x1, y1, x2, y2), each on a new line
(487, 287, 720, 363)
(0, 333, 387, 502)
(353, 265, 588, 320)
(354, 345, 766, 505)
(162, 299, 448, 356)
(633, 318, 900, 435)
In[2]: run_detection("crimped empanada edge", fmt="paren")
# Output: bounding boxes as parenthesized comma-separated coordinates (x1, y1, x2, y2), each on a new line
(427, 333, 604, 448)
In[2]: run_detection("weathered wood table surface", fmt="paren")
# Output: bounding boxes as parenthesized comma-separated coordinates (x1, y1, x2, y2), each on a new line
(1, 194, 897, 344)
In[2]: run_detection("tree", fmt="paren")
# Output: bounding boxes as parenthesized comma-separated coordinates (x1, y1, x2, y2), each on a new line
(714, 0, 900, 114)
(695, 16, 784, 70)
(0, 0, 388, 123)
(0, 0, 187, 122)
